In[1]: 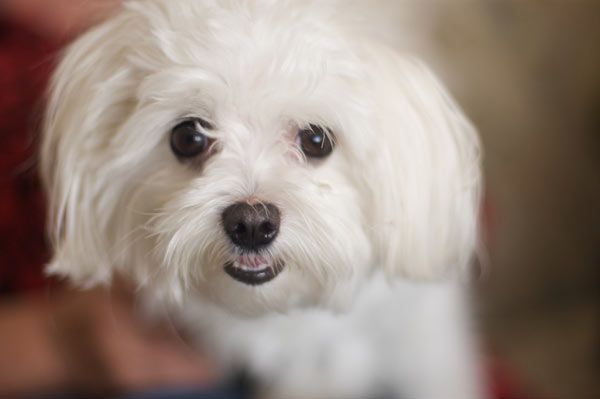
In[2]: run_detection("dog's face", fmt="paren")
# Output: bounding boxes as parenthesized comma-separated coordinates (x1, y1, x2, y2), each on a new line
(42, 0, 481, 315)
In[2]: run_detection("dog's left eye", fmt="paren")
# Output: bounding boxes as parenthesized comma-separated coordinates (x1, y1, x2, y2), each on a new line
(298, 124, 335, 159)
(170, 119, 213, 159)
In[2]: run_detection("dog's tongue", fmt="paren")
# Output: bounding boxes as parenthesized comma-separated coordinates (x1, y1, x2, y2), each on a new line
(236, 254, 268, 269)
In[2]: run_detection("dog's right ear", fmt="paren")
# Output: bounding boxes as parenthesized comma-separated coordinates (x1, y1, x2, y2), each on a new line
(41, 10, 136, 286)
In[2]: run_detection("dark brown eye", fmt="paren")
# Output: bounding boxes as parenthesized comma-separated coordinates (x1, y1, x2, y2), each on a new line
(170, 119, 212, 159)
(298, 124, 334, 158)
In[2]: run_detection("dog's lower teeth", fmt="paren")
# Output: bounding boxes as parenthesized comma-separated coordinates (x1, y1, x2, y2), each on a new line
(234, 262, 269, 271)
(234, 256, 271, 271)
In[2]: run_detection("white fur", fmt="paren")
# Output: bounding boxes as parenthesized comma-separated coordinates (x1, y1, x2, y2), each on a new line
(41, 1, 485, 398)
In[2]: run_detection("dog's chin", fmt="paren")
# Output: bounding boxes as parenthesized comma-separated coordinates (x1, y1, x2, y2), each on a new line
(190, 260, 328, 317)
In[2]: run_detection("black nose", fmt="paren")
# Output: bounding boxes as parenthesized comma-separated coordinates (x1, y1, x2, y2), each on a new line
(222, 202, 281, 250)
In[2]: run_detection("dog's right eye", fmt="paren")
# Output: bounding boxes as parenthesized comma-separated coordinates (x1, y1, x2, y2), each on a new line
(170, 119, 213, 159)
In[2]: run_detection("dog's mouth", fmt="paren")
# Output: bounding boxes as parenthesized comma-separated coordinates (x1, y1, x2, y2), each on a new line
(224, 254, 285, 285)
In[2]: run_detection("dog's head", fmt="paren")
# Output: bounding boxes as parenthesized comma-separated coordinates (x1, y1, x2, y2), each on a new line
(41, 0, 481, 315)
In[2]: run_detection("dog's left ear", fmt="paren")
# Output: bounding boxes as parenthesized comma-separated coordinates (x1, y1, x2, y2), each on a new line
(363, 44, 482, 279)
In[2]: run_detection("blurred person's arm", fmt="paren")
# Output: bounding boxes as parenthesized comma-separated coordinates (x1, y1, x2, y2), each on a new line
(0, 288, 217, 397)
(0, 296, 68, 395)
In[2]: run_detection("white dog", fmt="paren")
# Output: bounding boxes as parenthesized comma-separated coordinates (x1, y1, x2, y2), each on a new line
(41, 1, 484, 398)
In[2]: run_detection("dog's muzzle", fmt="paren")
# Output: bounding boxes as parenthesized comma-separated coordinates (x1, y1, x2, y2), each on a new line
(221, 202, 285, 285)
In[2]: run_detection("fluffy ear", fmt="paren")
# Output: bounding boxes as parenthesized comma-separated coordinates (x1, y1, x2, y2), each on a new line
(364, 44, 482, 279)
(41, 12, 136, 286)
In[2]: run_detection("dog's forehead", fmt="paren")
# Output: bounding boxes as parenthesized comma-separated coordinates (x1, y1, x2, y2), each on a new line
(138, 1, 361, 88)
(127, 0, 371, 139)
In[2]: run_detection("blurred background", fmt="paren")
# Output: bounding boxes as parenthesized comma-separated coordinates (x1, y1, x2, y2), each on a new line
(0, 1, 598, 398)
(434, 2, 600, 399)
(438, 0, 600, 398)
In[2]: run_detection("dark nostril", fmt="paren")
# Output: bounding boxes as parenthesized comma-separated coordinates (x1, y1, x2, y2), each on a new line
(234, 223, 246, 234)
(221, 202, 281, 250)
(259, 222, 275, 234)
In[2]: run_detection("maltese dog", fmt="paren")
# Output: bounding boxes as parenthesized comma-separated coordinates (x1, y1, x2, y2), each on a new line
(41, 1, 484, 398)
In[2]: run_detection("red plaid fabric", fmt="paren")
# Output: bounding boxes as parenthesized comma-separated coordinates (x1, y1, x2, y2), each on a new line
(0, 18, 59, 294)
